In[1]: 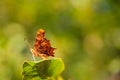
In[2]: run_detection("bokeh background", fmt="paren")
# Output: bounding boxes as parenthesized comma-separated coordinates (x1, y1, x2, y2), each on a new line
(0, 0, 120, 80)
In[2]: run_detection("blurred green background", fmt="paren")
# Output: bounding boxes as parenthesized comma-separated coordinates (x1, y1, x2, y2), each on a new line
(0, 0, 120, 80)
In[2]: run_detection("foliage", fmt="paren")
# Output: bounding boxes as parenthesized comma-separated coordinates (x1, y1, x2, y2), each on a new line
(22, 58, 64, 80)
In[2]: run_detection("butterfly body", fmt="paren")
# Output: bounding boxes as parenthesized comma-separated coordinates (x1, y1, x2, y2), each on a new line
(31, 29, 55, 58)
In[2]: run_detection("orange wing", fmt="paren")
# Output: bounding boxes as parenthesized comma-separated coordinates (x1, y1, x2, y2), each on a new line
(31, 29, 55, 58)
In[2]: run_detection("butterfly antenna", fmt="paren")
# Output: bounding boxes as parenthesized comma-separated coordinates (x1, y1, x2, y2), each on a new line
(24, 38, 32, 48)
(24, 38, 36, 61)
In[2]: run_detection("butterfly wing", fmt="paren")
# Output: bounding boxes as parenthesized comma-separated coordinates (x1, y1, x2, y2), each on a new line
(32, 29, 55, 58)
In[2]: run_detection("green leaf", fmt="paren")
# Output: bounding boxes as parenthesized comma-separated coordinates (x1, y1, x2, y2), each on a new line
(22, 58, 65, 80)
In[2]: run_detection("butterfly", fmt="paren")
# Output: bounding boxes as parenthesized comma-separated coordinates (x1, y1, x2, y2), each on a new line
(25, 29, 55, 60)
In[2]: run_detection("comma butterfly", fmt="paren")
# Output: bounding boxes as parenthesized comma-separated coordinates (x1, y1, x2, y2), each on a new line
(30, 29, 56, 59)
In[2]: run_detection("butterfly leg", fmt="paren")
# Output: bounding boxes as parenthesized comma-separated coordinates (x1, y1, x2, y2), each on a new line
(30, 48, 36, 61)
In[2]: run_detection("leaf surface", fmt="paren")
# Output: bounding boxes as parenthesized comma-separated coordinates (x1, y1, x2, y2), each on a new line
(22, 58, 64, 80)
